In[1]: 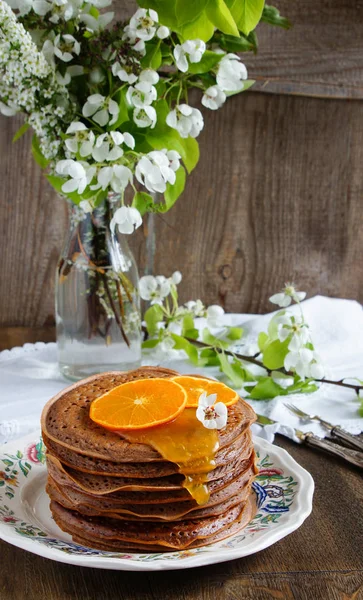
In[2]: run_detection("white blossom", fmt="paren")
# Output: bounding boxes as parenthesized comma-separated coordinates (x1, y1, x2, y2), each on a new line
(135, 150, 180, 193)
(111, 206, 142, 235)
(156, 25, 170, 39)
(206, 305, 225, 328)
(196, 393, 228, 430)
(216, 53, 248, 92)
(6, 0, 52, 16)
(82, 94, 119, 127)
(173, 39, 206, 73)
(166, 104, 203, 138)
(112, 60, 138, 85)
(48, 0, 83, 24)
(126, 80, 157, 108)
(80, 7, 114, 32)
(202, 85, 226, 110)
(53, 34, 80, 63)
(133, 105, 157, 128)
(0, 1, 69, 159)
(65, 122, 95, 157)
(284, 347, 315, 380)
(171, 271, 182, 285)
(139, 275, 171, 304)
(270, 284, 307, 308)
(91, 164, 133, 193)
(55, 159, 96, 194)
(185, 299, 205, 317)
(277, 315, 310, 351)
(0, 100, 18, 116)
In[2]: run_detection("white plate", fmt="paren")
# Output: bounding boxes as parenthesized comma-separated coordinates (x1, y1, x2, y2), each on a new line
(0, 433, 314, 571)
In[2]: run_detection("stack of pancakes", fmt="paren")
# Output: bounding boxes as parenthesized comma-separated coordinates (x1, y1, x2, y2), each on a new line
(41, 367, 258, 552)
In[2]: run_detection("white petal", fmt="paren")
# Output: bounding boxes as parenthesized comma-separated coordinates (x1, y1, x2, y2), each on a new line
(205, 393, 217, 407)
(62, 179, 79, 193)
(171, 271, 182, 285)
(93, 109, 109, 126)
(197, 392, 209, 408)
(65, 138, 78, 154)
(284, 351, 298, 371)
(123, 132, 135, 149)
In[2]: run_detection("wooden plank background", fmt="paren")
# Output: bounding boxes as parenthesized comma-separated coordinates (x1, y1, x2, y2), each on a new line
(1, 0, 363, 328)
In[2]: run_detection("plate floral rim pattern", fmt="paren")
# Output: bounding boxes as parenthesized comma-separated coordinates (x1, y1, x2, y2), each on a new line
(0, 433, 314, 571)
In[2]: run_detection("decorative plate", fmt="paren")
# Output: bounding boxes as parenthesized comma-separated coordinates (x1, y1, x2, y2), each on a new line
(0, 433, 314, 571)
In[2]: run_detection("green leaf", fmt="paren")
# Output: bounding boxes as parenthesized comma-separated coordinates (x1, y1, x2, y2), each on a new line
(258, 332, 269, 352)
(202, 328, 230, 349)
(262, 338, 290, 370)
(12, 122, 29, 143)
(267, 310, 285, 339)
(199, 348, 220, 366)
(89, 5, 99, 18)
(141, 40, 162, 70)
(142, 339, 160, 348)
(179, 12, 215, 42)
(230, 0, 265, 35)
(226, 326, 243, 341)
(144, 304, 164, 337)
(187, 50, 223, 74)
(182, 314, 199, 340)
(179, 137, 199, 173)
(138, 0, 178, 30)
(31, 135, 49, 169)
(249, 377, 284, 400)
(163, 166, 186, 211)
(225, 79, 255, 96)
(109, 88, 129, 131)
(132, 191, 154, 216)
(261, 5, 291, 29)
(175, 0, 209, 26)
(171, 334, 199, 364)
(206, 0, 239, 36)
(218, 32, 256, 53)
(218, 353, 245, 387)
(46, 175, 65, 195)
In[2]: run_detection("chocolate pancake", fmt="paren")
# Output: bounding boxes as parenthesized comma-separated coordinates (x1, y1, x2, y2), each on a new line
(50, 496, 255, 550)
(41, 368, 256, 463)
(46, 451, 256, 501)
(47, 463, 255, 521)
(43, 366, 257, 552)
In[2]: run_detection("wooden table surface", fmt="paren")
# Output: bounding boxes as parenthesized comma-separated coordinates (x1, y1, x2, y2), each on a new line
(0, 329, 362, 600)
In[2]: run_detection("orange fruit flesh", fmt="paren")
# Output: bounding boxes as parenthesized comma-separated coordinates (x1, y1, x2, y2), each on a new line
(89, 378, 187, 431)
(172, 375, 239, 408)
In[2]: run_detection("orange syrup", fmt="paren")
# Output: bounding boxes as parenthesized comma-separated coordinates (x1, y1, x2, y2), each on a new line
(121, 408, 219, 505)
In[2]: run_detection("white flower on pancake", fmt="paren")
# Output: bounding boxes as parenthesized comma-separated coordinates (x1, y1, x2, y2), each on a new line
(196, 392, 227, 430)
(269, 283, 306, 307)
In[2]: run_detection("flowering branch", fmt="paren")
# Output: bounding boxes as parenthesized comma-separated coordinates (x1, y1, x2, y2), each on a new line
(140, 275, 363, 410)
(0, 0, 288, 231)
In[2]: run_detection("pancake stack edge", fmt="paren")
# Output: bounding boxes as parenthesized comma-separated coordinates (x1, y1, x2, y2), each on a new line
(41, 367, 258, 552)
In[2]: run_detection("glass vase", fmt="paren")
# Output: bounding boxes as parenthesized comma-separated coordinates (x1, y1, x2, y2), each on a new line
(55, 197, 142, 381)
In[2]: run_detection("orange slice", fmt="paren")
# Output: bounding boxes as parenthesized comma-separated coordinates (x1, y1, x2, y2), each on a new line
(172, 375, 239, 408)
(89, 378, 187, 431)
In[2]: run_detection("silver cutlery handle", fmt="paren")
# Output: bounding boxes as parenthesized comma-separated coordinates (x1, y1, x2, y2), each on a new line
(330, 426, 363, 452)
(304, 433, 363, 469)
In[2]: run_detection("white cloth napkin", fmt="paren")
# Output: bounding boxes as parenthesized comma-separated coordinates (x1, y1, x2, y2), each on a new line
(1, 296, 362, 445)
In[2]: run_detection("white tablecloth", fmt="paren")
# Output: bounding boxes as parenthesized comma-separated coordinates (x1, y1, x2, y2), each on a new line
(1, 296, 362, 445)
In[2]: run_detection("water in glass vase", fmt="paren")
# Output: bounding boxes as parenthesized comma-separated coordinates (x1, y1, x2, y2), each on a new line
(56, 200, 142, 380)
